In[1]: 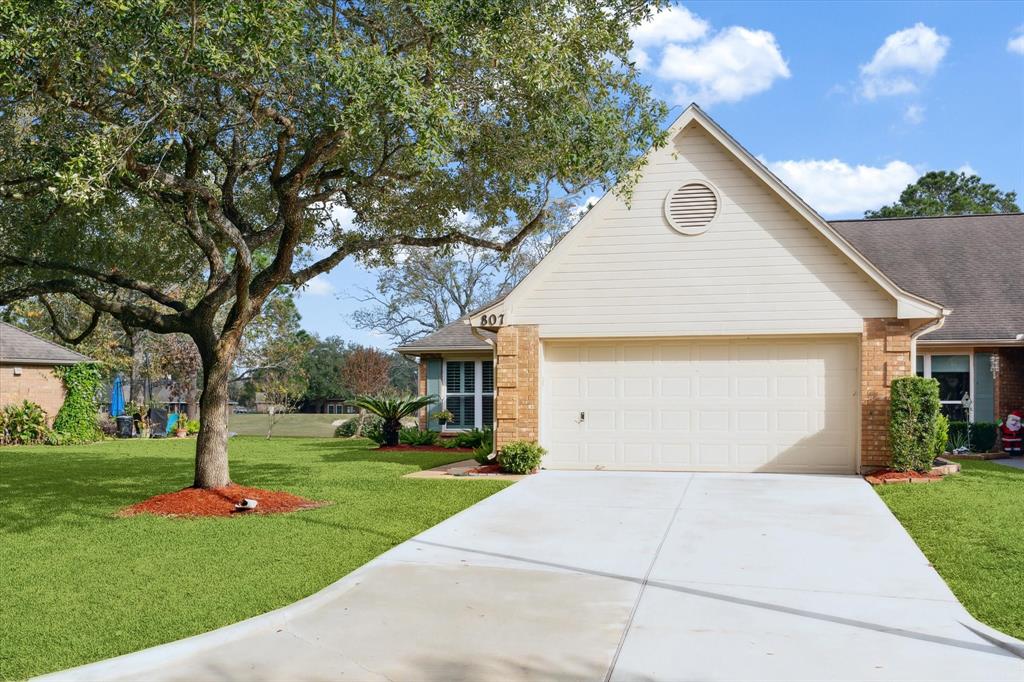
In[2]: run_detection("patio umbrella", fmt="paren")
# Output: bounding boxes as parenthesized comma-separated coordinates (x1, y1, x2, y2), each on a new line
(110, 375, 125, 417)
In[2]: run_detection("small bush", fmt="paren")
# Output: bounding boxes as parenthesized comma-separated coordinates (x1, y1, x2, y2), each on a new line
(1, 401, 50, 445)
(399, 428, 438, 446)
(97, 415, 118, 437)
(451, 428, 489, 449)
(363, 418, 385, 445)
(948, 421, 998, 453)
(889, 376, 941, 472)
(473, 429, 494, 465)
(498, 440, 546, 474)
(334, 416, 384, 440)
(184, 418, 201, 435)
(932, 413, 949, 459)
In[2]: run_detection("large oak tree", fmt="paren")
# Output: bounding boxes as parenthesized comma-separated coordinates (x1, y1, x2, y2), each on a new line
(0, 0, 667, 487)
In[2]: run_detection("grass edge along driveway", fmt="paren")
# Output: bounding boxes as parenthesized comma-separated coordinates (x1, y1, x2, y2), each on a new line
(875, 459, 1024, 641)
(0, 437, 509, 681)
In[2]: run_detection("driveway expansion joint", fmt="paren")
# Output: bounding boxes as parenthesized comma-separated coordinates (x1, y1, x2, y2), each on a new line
(603, 473, 695, 682)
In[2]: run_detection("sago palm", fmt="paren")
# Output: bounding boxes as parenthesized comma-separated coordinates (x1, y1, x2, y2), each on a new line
(350, 394, 438, 447)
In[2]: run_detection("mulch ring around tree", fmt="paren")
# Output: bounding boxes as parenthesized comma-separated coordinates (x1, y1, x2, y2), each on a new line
(376, 444, 474, 452)
(118, 484, 329, 518)
(864, 470, 943, 486)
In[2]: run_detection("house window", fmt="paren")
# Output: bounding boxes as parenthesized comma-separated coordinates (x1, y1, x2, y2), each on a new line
(915, 353, 994, 423)
(443, 359, 494, 430)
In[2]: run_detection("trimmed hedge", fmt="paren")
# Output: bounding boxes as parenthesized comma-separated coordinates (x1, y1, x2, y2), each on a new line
(52, 363, 103, 444)
(948, 421, 998, 453)
(498, 440, 546, 474)
(889, 376, 941, 472)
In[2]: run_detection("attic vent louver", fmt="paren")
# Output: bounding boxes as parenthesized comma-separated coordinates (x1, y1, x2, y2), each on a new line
(664, 181, 719, 235)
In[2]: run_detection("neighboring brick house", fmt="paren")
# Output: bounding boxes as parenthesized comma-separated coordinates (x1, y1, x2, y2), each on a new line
(0, 322, 93, 424)
(399, 105, 1022, 474)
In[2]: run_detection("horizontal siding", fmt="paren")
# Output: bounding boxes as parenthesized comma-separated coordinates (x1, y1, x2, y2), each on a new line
(507, 123, 894, 337)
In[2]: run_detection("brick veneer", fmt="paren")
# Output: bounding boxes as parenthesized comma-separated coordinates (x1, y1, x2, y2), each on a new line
(0, 364, 66, 425)
(860, 319, 916, 471)
(417, 360, 428, 430)
(996, 347, 1024, 419)
(494, 325, 540, 450)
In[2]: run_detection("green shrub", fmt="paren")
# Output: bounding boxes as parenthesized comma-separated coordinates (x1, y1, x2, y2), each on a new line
(932, 413, 949, 459)
(363, 418, 385, 445)
(948, 421, 998, 453)
(399, 428, 438, 446)
(96, 415, 117, 437)
(451, 428, 489, 449)
(0, 401, 50, 445)
(184, 418, 201, 435)
(52, 363, 103, 443)
(889, 376, 941, 472)
(334, 416, 383, 440)
(498, 440, 546, 474)
(473, 429, 494, 465)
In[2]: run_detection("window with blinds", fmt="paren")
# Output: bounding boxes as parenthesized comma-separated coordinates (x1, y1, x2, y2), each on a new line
(445, 361, 475, 428)
(482, 360, 494, 428)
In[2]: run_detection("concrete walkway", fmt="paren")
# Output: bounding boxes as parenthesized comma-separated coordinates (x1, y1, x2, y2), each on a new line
(41, 472, 1024, 682)
(994, 457, 1024, 470)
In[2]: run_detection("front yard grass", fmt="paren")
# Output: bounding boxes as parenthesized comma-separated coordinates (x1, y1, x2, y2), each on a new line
(0, 437, 509, 680)
(875, 459, 1024, 640)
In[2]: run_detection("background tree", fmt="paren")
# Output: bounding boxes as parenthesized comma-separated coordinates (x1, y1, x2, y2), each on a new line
(300, 336, 352, 412)
(0, 1, 668, 488)
(340, 346, 394, 436)
(353, 200, 582, 344)
(866, 171, 1020, 218)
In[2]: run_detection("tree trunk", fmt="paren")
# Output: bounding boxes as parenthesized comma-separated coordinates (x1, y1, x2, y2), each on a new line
(193, 343, 236, 488)
(354, 408, 366, 437)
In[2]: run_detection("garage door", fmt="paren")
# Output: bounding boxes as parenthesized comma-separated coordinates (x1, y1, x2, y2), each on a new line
(542, 338, 859, 474)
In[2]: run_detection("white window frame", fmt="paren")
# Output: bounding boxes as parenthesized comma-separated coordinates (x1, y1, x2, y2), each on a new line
(442, 358, 494, 431)
(917, 351, 974, 422)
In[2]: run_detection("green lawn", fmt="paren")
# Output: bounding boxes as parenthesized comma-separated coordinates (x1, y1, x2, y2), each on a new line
(227, 412, 346, 437)
(875, 460, 1024, 639)
(0, 438, 509, 680)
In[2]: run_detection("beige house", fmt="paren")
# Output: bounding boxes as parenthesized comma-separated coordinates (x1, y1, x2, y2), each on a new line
(399, 106, 1023, 474)
(0, 322, 93, 424)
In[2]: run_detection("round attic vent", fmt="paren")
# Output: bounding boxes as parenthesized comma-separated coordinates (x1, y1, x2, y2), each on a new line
(664, 181, 719, 235)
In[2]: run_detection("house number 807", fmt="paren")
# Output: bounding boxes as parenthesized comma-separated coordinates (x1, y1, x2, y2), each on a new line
(480, 313, 504, 326)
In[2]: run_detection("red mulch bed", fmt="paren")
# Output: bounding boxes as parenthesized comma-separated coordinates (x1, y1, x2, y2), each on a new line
(376, 444, 474, 452)
(119, 484, 328, 518)
(864, 469, 943, 486)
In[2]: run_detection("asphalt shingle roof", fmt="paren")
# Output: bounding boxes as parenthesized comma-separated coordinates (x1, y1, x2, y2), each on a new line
(396, 317, 494, 354)
(0, 322, 94, 365)
(831, 213, 1024, 342)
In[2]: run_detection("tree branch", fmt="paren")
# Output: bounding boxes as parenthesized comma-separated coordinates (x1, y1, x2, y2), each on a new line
(39, 296, 103, 345)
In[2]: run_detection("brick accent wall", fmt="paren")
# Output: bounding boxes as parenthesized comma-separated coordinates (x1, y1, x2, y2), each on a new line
(996, 347, 1024, 419)
(860, 319, 915, 470)
(0, 364, 66, 425)
(417, 360, 428, 430)
(494, 325, 540, 450)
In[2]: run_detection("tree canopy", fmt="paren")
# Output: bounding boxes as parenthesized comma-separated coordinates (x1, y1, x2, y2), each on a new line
(0, 0, 669, 487)
(866, 171, 1020, 218)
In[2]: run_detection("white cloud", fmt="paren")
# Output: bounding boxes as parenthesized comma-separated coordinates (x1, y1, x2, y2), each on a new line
(628, 6, 789, 106)
(860, 23, 950, 99)
(903, 104, 925, 125)
(658, 27, 790, 105)
(765, 157, 919, 216)
(1009, 30, 1024, 55)
(956, 163, 977, 176)
(301, 274, 336, 296)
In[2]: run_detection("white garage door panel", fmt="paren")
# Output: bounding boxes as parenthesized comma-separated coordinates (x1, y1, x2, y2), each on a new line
(542, 338, 858, 474)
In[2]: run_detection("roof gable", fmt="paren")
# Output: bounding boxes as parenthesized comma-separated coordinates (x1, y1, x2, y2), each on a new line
(472, 106, 944, 338)
(0, 322, 93, 365)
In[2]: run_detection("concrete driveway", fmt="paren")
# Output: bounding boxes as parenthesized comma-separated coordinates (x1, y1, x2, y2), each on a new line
(42, 472, 1023, 682)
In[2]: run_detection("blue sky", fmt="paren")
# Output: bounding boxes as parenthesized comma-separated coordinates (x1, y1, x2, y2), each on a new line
(296, 1, 1024, 348)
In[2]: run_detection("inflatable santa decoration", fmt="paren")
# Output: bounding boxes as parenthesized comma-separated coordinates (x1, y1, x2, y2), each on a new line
(1000, 411, 1023, 456)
